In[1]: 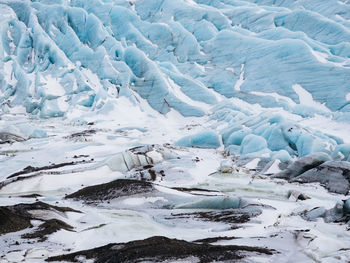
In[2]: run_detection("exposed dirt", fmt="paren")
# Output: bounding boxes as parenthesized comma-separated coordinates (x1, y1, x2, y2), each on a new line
(0, 207, 32, 235)
(0, 202, 80, 236)
(65, 129, 96, 139)
(148, 169, 157, 180)
(7, 160, 91, 179)
(0, 132, 25, 144)
(128, 145, 155, 154)
(65, 179, 154, 202)
(22, 219, 74, 242)
(168, 206, 262, 226)
(193, 236, 239, 244)
(18, 193, 43, 198)
(47, 236, 273, 263)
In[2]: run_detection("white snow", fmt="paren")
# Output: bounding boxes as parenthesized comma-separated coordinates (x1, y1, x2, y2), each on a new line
(292, 84, 330, 112)
(299, 114, 350, 143)
(3, 60, 17, 87)
(250, 91, 297, 106)
(263, 159, 281, 174)
(244, 158, 260, 169)
(234, 64, 245, 91)
(346, 93, 350, 101)
(309, 48, 329, 64)
(41, 75, 66, 97)
(168, 77, 211, 112)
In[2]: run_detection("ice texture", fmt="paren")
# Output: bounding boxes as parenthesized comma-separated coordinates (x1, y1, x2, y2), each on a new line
(0, 0, 349, 116)
(1, 1, 350, 261)
(0, 0, 350, 160)
(209, 101, 343, 161)
(175, 130, 221, 149)
(106, 145, 178, 172)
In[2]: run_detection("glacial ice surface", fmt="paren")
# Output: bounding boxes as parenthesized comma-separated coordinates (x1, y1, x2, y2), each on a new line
(1, 0, 350, 262)
(1, 0, 350, 160)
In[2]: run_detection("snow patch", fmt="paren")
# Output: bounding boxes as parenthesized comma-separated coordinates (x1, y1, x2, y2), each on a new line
(292, 84, 330, 112)
(234, 64, 245, 91)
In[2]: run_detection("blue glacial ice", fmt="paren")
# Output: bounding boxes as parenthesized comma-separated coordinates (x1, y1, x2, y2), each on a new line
(175, 130, 221, 149)
(206, 100, 349, 161)
(0, 0, 350, 161)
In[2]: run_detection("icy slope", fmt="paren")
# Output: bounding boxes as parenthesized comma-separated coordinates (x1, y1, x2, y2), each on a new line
(1, 0, 350, 117)
(1, 0, 350, 161)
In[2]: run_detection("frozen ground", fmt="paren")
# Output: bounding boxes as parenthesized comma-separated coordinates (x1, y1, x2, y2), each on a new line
(1, 0, 350, 262)
(1, 100, 350, 263)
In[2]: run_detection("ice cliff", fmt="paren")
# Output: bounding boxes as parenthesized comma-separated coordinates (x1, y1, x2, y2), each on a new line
(0, 0, 350, 161)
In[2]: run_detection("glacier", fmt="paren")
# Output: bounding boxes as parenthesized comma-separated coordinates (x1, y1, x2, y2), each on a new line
(1, 0, 350, 160)
(1, 0, 350, 262)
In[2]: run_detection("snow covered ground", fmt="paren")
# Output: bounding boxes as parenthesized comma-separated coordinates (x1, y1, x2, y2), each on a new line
(1, 101, 350, 262)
